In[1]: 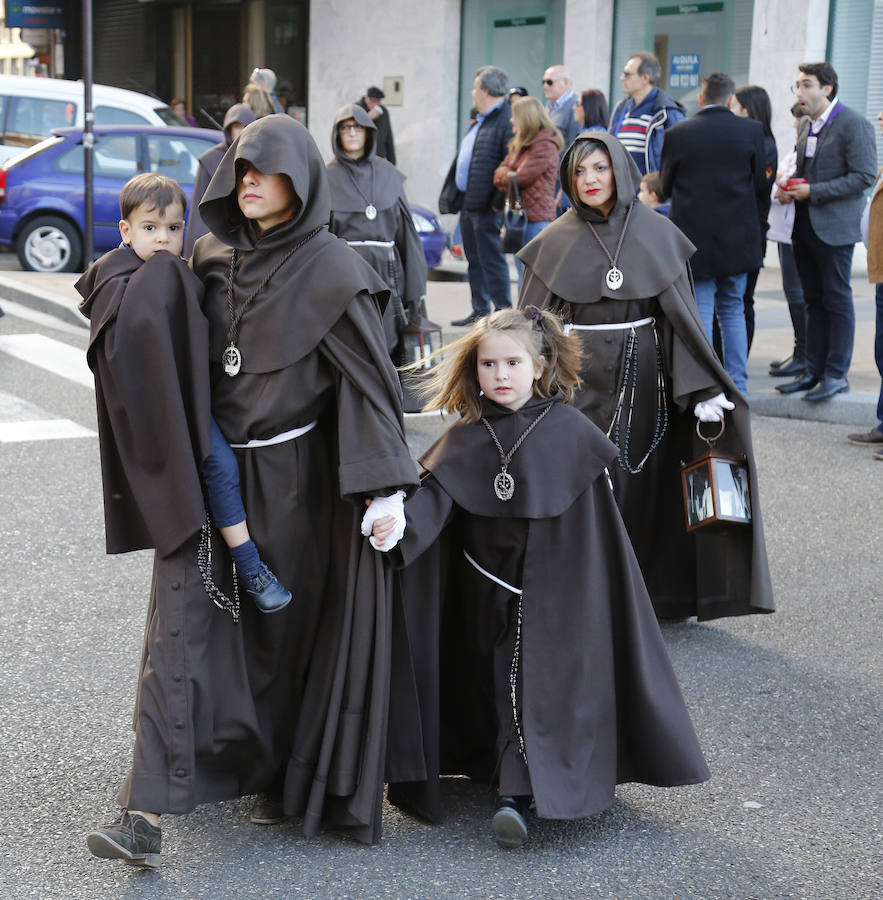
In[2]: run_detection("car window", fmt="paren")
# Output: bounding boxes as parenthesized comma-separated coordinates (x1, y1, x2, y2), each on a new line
(153, 107, 181, 126)
(55, 134, 141, 179)
(5, 97, 75, 148)
(94, 105, 150, 126)
(146, 134, 215, 184)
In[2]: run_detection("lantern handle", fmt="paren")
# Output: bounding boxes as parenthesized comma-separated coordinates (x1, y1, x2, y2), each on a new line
(696, 418, 725, 446)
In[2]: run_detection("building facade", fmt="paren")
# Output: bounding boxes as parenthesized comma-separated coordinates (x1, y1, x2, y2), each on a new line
(51, 0, 881, 214)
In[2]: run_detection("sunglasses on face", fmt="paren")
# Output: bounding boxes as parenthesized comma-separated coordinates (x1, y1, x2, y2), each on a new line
(542, 79, 557, 86)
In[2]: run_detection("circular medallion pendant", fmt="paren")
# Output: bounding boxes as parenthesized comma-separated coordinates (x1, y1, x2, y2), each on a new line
(365, 203, 378, 220)
(606, 266, 623, 291)
(222, 343, 242, 377)
(494, 471, 515, 501)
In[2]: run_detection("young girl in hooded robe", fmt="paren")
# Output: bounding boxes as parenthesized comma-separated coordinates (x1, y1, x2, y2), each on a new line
(374, 306, 710, 850)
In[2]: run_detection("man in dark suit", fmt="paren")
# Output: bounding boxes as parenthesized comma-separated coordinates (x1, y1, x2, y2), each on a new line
(450, 65, 514, 325)
(660, 72, 767, 394)
(776, 62, 877, 401)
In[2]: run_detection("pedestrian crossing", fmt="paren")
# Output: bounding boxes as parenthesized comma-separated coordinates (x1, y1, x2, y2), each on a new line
(0, 332, 96, 443)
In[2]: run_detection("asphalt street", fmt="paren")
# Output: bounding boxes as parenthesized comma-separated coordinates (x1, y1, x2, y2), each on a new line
(0, 290, 880, 899)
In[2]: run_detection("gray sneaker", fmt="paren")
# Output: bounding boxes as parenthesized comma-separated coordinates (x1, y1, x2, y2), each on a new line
(86, 809, 161, 868)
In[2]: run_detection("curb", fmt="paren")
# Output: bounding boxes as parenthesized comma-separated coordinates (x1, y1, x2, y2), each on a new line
(0, 273, 877, 428)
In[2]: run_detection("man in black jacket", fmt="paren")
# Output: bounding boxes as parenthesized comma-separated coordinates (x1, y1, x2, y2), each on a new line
(660, 72, 767, 394)
(451, 65, 514, 325)
(356, 86, 396, 165)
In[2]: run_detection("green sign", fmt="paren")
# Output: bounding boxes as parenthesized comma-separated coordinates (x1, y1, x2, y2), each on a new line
(656, 3, 724, 14)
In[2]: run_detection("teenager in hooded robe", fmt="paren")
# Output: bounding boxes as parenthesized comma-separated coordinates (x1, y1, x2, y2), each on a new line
(517, 132, 774, 622)
(184, 102, 255, 256)
(92, 114, 419, 856)
(326, 103, 427, 355)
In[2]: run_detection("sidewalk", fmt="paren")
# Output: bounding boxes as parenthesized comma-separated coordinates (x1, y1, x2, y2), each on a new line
(1, 259, 878, 428)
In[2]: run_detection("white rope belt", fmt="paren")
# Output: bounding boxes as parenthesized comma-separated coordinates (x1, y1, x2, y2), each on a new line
(229, 419, 318, 449)
(564, 316, 654, 335)
(346, 239, 395, 248)
(463, 549, 522, 596)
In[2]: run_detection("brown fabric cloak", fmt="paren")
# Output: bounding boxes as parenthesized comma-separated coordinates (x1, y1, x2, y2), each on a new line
(119, 115, 420, 844)
(517, 131, 774, 621)
(386, 394, 710, 822)
(326, 103, 427, 351)
(76, 247, 212, 558)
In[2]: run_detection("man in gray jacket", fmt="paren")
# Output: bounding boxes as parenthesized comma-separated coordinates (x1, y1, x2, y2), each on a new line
(777, 62, 877, 401)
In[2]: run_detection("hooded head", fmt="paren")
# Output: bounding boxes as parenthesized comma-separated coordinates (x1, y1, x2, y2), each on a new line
(331, 103, 376, 163)
(199, 114, 330, 250)
(559, 131, 642, 225)
(222, 103, 256, 147)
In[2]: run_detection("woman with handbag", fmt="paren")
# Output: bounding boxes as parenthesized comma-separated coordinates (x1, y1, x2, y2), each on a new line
(326, 103, 428, 355)
(517, 132, 774, 622)
(493, 96, 562, 289)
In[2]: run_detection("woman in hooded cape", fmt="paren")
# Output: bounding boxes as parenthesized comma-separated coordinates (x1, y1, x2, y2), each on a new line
(517, 132, 773, 621)
(325, 103, 427, 356)
(116, 114, 419, 846)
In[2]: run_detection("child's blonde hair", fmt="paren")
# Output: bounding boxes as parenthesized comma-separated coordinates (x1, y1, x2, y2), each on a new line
(410, 306, 582, 423)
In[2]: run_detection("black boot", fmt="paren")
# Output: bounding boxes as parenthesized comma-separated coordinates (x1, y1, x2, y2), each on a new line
(492, 795, 529, 849)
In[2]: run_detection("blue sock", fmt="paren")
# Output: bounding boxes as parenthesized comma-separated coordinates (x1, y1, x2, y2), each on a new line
(229, 539, 261, 577)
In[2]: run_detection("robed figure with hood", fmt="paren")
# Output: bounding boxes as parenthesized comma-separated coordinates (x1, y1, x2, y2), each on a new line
(184, 103, 256, 256)
(102, 114, 418, 853)
(325, 103, 427, 353)
(518, 132, 774, 622)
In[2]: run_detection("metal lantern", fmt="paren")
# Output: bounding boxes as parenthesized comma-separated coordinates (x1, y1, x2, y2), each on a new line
(681, 420, 751, 532)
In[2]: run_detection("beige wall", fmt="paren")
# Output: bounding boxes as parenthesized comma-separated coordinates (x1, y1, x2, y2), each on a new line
(563, 0, 614, 102)
(307, 0, 461, 210)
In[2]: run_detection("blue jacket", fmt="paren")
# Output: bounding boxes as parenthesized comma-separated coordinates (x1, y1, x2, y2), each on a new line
(609, 87, 685, 175)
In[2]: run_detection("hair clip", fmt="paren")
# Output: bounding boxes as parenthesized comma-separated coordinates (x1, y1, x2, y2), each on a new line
(523, 305, 545, 331)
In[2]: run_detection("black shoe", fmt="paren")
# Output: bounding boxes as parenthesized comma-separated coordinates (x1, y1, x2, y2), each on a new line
(86, 809, 161, 868)
(242, 563, 292, 613)
(768, 354, 790, 370)
(847, 427, 883, 446)
(249, 792, 285, 825)
(775, 373, 818, 395)
(803, 376, 849, 402)
(492, 796, 528, 849)
(769, 356, 806, 377)
(451, 312, 483, 326)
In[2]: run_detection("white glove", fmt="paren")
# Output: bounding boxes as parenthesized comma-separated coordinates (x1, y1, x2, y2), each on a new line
(360, 489, 406, 552)
(694, 392, 735, 423)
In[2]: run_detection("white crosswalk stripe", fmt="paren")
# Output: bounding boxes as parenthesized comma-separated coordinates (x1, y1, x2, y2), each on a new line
(0, 332, 94, 389)
(0, 334, 97, 442)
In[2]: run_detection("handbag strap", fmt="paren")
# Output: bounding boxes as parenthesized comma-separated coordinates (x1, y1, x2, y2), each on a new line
(506, 172, 523, 210)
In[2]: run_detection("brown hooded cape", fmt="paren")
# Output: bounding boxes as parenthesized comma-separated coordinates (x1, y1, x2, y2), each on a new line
(517, 132, 773, 621)
(386, 394, 710, 822)
(325, 103, 427, 351)
(76, 247, 212, 558)
(184, 102, 256, 256)
(119, 114, 419, 844)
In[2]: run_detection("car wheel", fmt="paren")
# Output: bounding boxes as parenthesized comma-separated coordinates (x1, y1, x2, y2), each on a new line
(17, 216, 83, 273)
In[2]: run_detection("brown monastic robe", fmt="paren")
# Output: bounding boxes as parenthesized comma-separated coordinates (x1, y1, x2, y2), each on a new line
(517, 132, 774, 621)
(386, 394, 710, 823)
(115, 115, 419, 844)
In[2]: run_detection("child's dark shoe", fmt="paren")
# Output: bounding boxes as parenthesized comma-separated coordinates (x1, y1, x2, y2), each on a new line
(492, 795, 528, 849)
(86, 809, 161, 868)
(243, 562, 291, 613)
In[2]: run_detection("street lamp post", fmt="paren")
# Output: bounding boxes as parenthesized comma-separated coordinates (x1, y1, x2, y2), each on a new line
(82, 0, 94, 269)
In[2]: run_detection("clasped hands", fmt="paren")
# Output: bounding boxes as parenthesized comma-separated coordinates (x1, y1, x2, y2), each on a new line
(360, 490, 406, 552)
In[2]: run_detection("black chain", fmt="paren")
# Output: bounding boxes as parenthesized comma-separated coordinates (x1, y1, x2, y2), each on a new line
(225, 225, 324, 345)
(481, 402, 553, 470)
(197, 509, 240, 623)
(584, 200, 636, 275)
(608, 323, 669, 474)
